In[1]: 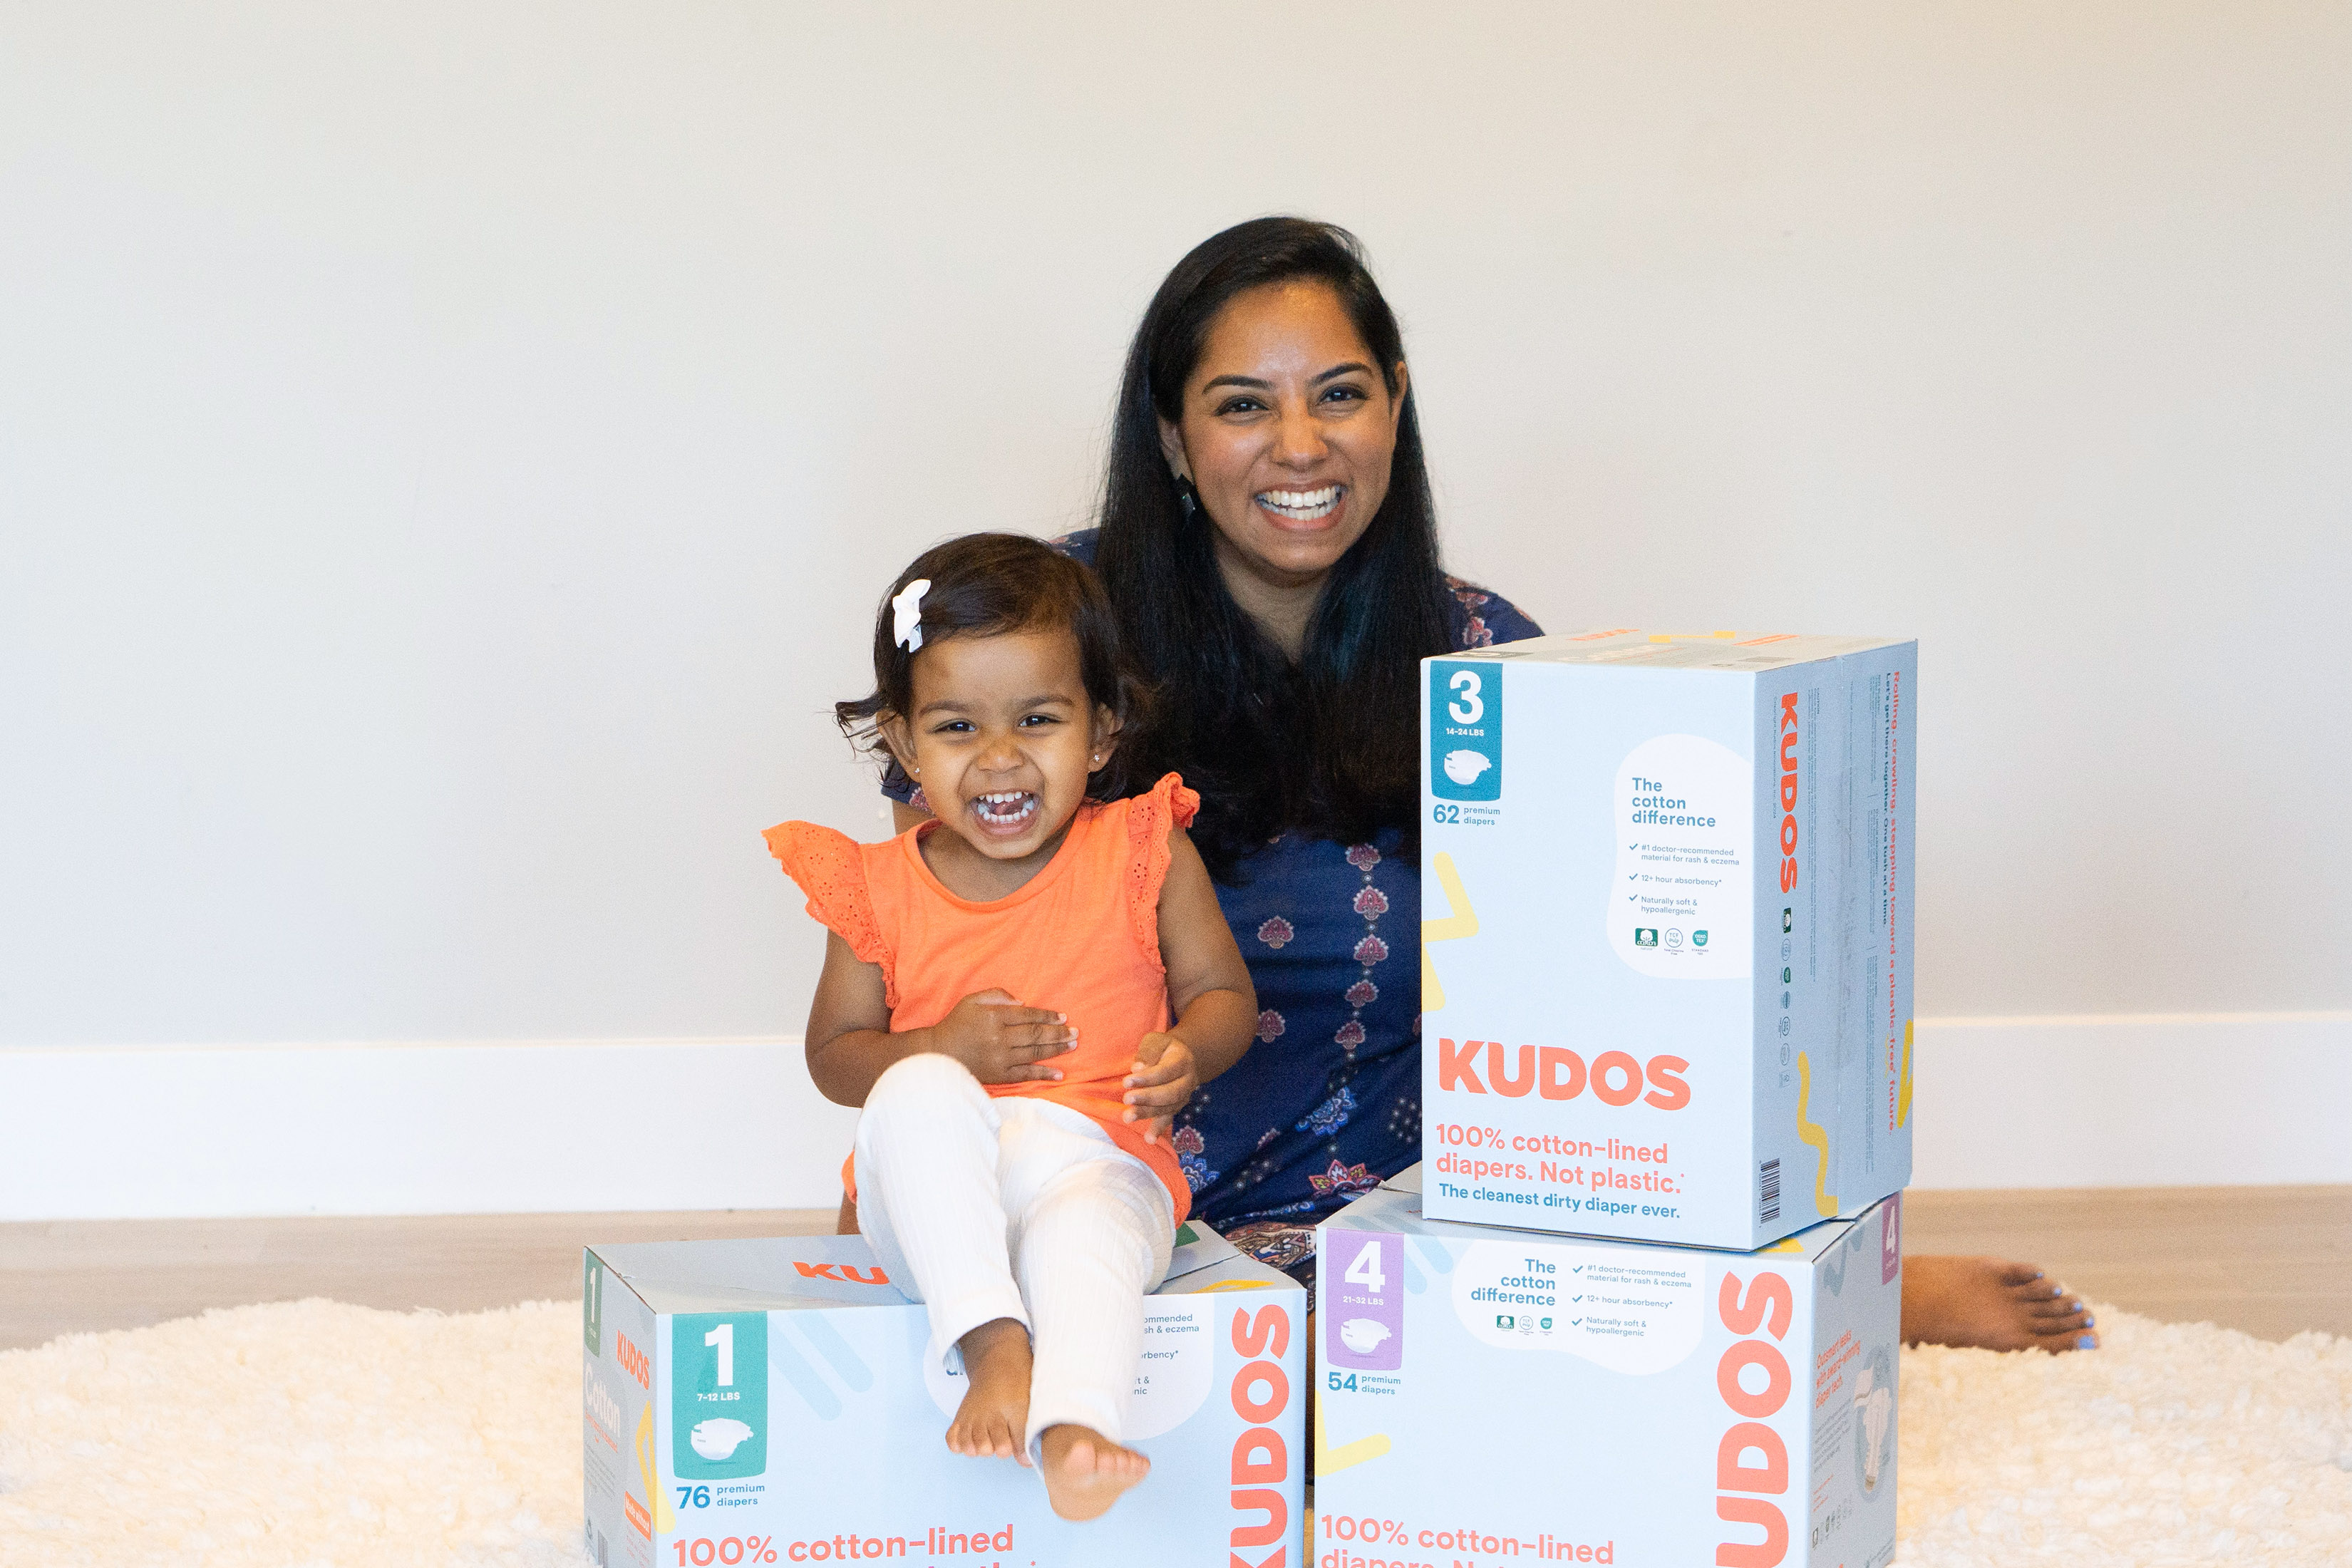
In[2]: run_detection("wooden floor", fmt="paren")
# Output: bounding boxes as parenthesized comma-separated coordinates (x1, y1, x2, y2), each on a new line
(3, 1186, 2346, 1353)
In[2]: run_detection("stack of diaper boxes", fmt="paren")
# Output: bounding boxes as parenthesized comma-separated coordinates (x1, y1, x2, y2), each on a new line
(582, 1224, 1305, 1568)
(1311, 631, 1916, 1568)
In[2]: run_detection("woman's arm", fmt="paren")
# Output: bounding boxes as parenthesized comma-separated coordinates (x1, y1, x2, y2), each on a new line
(1122, 828, 1256, 1141)
(805, 930, 1076, 1108)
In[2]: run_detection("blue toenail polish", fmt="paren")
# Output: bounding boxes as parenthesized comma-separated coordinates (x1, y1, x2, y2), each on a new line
(2083, 1316, 2094, 1327)
(2078, 1334, 2098, 1348)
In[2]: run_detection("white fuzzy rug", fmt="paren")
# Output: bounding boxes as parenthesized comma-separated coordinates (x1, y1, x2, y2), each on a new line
(1, 1300, 2347, 1567)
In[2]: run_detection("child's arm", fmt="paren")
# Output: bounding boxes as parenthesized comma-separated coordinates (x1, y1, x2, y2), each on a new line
(1123, 827, 1256, 1144)
(805, 931, 1078, 1108)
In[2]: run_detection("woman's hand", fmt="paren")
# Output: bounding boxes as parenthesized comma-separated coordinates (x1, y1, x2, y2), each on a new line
(1122, 1032, 1198, 1144)
(928, 988, 1078, 1085)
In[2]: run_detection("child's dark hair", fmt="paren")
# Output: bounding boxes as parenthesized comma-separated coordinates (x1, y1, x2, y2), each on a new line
(836, 534, 1153, 803)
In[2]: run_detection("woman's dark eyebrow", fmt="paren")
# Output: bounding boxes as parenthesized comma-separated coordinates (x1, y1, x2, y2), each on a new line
(1201, 362, 1373, 393)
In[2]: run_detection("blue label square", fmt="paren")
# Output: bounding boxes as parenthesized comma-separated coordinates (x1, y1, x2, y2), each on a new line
(1430, 661, 1501, 802)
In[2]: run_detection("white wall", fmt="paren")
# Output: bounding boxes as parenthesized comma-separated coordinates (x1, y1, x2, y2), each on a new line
(3, 4, 2346, 1214)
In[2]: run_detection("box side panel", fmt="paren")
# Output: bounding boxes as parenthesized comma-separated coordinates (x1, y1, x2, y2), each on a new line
(1838, 642, 1917, 1207)
(1748, 664, 1852, 1247)
(1421, 659, 1765, 1247)
(1315, 1223, 1819, 1565)
(582, 1248, 661, 1568)
(1804, 1199, 1904, 1567)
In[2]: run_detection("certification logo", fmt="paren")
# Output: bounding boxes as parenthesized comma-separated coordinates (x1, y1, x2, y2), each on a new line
(1430, 661, 1501, 802)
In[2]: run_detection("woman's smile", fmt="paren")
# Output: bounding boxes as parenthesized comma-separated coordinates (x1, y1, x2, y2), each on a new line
(1255, 484, 1345, 525)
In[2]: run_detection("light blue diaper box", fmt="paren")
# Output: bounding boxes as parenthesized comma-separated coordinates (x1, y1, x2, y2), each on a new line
(582, 1222, 1305, 1568)
(1314, 1167, 1899, 1568)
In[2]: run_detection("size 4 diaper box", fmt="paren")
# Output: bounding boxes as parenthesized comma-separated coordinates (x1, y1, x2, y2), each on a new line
(580, 1222, 1304, 1568)
(1314, 1168, 1900, 1568)
(1420, 629, 1917, 1249)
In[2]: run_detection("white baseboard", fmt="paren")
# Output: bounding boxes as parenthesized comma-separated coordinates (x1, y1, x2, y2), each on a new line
(0, 1038, 860, 1222)
(1909, 1011, 2352, 1189)
(3, 1013, 2346, 1220)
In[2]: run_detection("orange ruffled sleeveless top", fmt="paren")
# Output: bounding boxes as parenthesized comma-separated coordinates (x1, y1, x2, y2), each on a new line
(763, 773, 1198, 1222)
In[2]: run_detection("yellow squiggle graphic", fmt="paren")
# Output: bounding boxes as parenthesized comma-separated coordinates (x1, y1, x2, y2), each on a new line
(1897, 1018, 1914, 1128)
(635, 1401, 676, 1532)
(1314, 1378, 1393, 1476)
(1421, 852, 1479, 1013)
(1795, 1051, 1838, 1217)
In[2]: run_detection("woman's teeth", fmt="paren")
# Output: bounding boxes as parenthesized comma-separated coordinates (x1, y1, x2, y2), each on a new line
(1257, 485, 1341, 521)
(971, 790, 1038, 828)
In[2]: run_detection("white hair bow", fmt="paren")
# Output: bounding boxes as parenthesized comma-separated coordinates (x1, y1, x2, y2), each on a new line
(892, 578, 932, 653)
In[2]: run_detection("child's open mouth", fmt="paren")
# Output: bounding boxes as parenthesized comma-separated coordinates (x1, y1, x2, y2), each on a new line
(969, 790, 1040, 835)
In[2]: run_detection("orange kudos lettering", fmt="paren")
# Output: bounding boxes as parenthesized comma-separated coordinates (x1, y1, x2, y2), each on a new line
(1228, 1305, 1291, 1568)
(1438, 1038, 1690, 1110)
(622, 1490, 652, 1539)
(1713, 1271, 1794, 1567)
(1778, 693, 1800, 894)
(793, 1260, 891, 1285)
(616, 1331, 651, 1390)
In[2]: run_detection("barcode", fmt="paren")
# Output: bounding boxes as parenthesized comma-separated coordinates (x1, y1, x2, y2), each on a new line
(1759, 1158, 1782, 1224)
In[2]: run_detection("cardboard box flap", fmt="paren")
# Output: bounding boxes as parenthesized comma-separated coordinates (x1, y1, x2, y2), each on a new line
(1347, 1165, 1869, 1262)
(591, 1221, 1264, 1316)
(1450, 629, 1908, 671)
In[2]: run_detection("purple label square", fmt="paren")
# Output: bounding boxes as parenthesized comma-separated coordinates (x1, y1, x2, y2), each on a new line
(1323, 1230, 1404, 1371)
(1881, 1192, 1903, 1285)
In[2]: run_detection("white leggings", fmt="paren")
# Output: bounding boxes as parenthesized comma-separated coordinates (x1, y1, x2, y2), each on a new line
(854, 1053, 1175, 1453)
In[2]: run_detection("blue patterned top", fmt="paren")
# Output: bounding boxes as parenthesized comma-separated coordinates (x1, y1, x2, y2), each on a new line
(883, 530, 1542, 1247)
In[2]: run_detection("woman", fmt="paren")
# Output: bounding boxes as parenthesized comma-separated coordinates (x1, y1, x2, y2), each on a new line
(877, 215, 2095, 1356)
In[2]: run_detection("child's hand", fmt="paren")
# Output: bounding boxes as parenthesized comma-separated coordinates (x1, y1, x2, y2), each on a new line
(1122, 1032, 1197, 1145)
(929, 988, 1078, 1085)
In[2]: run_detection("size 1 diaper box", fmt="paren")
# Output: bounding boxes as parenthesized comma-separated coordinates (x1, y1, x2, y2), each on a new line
(1314, 1168, 1900, 1568)
(580, 1222, 1304, 1568)
(1420, 629, 1917, 1249)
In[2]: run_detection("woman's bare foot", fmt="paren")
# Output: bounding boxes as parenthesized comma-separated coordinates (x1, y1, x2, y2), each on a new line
(1037, 1423, 1150, 1520)
(946, 1319, 1033, 1463)
(1902, 1255, 2099, 1352)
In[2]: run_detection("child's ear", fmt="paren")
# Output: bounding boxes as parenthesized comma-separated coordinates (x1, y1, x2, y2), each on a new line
(876, 711, 918, 776)
(1088, 706, 1123, 772)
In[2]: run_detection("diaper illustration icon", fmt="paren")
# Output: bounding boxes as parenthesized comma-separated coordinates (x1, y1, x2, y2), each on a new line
(1338, 1318, 1392, 1356)
(689, 1418, 756, 1462)
(1441, 750, 1491, 787)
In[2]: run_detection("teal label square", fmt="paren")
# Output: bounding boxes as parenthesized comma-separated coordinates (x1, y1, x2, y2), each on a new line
(671, 1312, 769, 1480)
(1430, 661, 1502, 802)
(582, 1255, 603, 1356)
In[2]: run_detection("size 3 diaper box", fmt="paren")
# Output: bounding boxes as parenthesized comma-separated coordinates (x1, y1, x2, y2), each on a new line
(580, 1222, 1304, 1568)
(1420, 629, 1917, 1249)
(1314, 1168, 1900, 1568)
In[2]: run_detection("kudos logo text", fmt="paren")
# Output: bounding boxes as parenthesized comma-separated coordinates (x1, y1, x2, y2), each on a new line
(1438, 1038, 1690, 1110)
(1228, 1305, 1292, 1568)
(1714, 1270, 1794, 1566)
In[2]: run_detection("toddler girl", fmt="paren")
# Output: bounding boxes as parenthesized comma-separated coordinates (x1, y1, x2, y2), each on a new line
(764, 533, 1256, 1521)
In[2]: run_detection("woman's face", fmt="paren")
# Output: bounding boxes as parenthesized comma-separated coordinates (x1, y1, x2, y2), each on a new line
(1160, 280, 1408, 596)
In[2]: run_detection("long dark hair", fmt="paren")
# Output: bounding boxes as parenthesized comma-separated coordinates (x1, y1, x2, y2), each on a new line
(838, 533, 1155, 805)
(1094, 217, 1454, 878)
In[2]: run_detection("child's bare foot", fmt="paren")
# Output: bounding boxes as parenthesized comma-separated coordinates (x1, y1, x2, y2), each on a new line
(1902, 1255, 2099, 1352)
(946, 1319, 1033, 1463)
(1037, 1423, 1150, 1520)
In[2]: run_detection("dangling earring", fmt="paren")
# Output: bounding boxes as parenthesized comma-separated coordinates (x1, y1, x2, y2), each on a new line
(1175, 473, 1202, 522)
